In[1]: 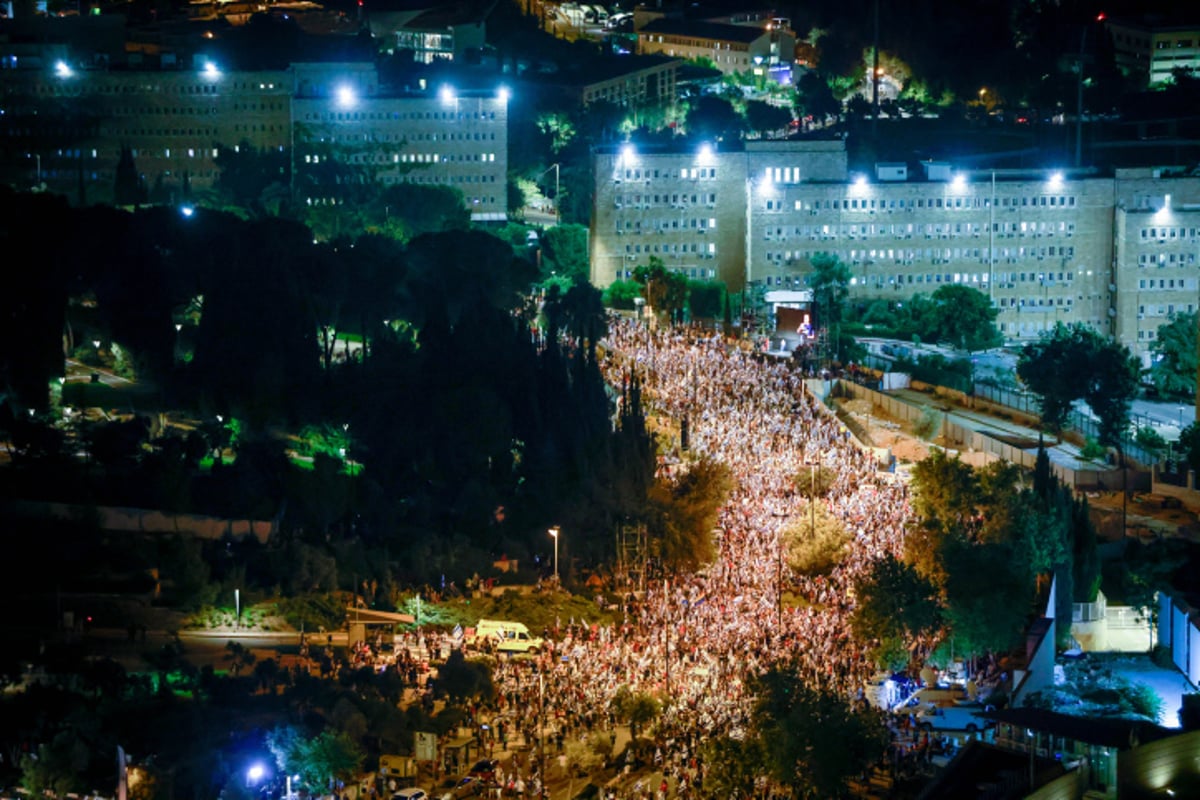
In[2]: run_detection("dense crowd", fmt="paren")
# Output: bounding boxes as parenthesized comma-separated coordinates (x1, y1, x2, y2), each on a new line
(485, 320, 917, 796)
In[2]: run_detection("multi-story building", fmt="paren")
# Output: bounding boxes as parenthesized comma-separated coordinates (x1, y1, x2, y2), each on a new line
(576, 55, 684, 109)
(589, 139, 1200, 365)
(0, 59, 508, 219)
(636, 16, 795, 77)
(368, 0, 492, 64)
(291, 62, 509, 221)
(1106, 16, 1200, 89)
(0, 60, 290, 204)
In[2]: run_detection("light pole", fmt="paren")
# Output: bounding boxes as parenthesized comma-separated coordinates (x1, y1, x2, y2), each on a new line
(538, 668, 546, 800)
(808, 459, 818, 542)
(548, 526, 560, 583)
(1076, 14, 1106, 168)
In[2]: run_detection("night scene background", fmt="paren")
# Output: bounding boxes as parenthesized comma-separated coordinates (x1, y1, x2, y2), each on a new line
(2, 0, 1200, 799)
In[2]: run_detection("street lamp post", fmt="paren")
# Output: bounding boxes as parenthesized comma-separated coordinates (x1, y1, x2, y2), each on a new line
(538, 669, 546, 800)
(808, 459, 818, 542)
(548, 526, 560, 583)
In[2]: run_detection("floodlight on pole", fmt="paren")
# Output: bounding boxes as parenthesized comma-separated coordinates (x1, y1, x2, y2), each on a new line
(548, 526, 560, 582)
(335, 84, 357, 108)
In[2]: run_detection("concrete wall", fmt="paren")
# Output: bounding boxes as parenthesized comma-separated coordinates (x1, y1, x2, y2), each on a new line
(1118, 729, 1200, 797)
(3, 500, 274, 543)
(1158, 592, 1200, 685)
(834, 380, 1123, 489)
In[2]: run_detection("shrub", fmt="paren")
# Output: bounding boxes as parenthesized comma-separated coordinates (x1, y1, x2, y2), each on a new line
(1080, 438, 1107, 461)
(1125, 682, 1164, 722)
(914, 408, 941, 440)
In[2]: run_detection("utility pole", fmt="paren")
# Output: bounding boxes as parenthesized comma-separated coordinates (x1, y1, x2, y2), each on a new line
(871, 0, 881, 139)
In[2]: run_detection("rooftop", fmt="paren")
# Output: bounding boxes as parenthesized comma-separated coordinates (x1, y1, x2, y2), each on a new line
(638, 17, 768, 45)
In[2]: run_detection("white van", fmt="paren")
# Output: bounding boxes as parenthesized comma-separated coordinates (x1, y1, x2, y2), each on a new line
(471, 619, 544, 654)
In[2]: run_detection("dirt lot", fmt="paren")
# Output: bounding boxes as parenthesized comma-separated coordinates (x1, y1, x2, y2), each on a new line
(833, 397, 991, 467)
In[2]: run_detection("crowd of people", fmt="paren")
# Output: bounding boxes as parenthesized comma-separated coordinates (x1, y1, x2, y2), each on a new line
(482, 319, 919, 797)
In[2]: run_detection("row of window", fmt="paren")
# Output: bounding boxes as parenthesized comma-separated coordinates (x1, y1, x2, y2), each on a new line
(761, 245, 1077, 265)
(381, 173, 499, 185)
(770, 194, 1078, 212)
(316, 131, 499, 144)
(615, 167, 720, 181)
(615, 268, 718, 280)
(1139, 303, 1196, 314)
(1139, 226, 1200, 240)
(615, 218, 717, 231)
(763, 221, 1077, 239)
(614, 192, 718, 207)
(624, 242, 718, 255)
(304, 110, 499, 122)
(1137, 278, 1198, 290)
(103, 127, 220, 138)
(1137, 253, 1197, 266)
(997, 297, 1075, 309)
(646, 35, 745, 51)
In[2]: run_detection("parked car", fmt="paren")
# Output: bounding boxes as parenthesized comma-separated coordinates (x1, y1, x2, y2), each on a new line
(467, 759, 499, 782)
(911, 703, 996, 733)
(440, 777, 487, 800)
(892, 685, 968, 716)
(393, 788, 427, 800)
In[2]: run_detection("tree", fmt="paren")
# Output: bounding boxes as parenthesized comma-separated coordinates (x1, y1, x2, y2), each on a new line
(1150, 311, 1198, 399)
(941, 538, 1036, 657)
(224, 640, 257, 676)
(1084, 333, 1142, 450)
(602, 279, 642, 310)
(744, 99, 792, 138)
(750, 669, 889, 799)
(687, 280, 724, 320)
(114, 145, 146, 207)
(212, 140, 290, 216)
(684, 95, 745, 143)
(648, 456, 733, 571)
(697, 736, 765, 800)
(610, 688, 661, 739)
(851, 555, 942, 668)
(794, 71, 841, 124)
(784, 501, 851, 577)
(633, 257, 688, 322)
(1018, 322, 1139, 445)
(20, 734, 89, 799)
(807, 253, 852, 361)
(1181, 423, 1200, 474)
(273, 730, 364, 795)
(1121, 540, 1189, 651)
(929, 285, 1002, 351)
(794, 464, 837, 500)
(540, 223, 590, 284)
(432, 650, 494, 706)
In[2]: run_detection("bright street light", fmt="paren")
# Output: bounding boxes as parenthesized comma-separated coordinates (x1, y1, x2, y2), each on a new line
(54, 60, 73, 78)
(246, 764, 264, 784)
(335, 84, 357, 108)
(548, 526, 560, 583)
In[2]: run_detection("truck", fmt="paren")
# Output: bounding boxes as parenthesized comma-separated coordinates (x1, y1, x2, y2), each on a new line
(909, 702, 996, 734)
(470, 619, 544, 655)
